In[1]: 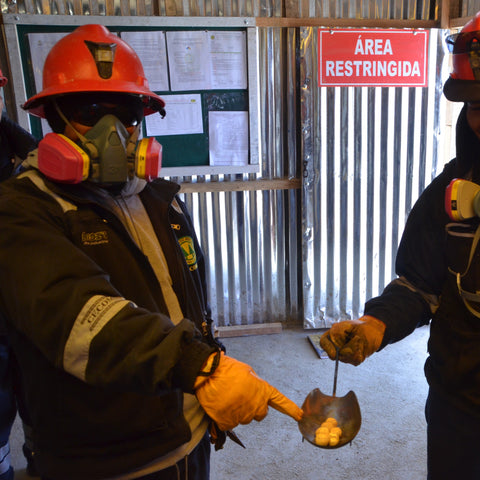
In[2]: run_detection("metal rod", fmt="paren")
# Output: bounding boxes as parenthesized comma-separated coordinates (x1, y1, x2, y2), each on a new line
(332, 346, 339, 397)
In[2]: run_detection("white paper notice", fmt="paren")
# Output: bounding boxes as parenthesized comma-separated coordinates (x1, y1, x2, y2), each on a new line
(145, 94, 203, 136)
(166, 31, 211, 91)
(28, 33, 69, 91)
(208, 31, 247, 90)
(166, 30, 247, 91)
(209, 111, 248, 166)
(121, 31, 169, 92)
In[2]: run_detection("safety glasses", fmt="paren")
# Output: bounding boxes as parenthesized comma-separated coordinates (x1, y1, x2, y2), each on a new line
(446, 30, 480, 54)
(56, 93, 145, 128)
(71, 102, 143, 127)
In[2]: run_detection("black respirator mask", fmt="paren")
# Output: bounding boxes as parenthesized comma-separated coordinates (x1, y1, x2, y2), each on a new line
(38, 98, 162, 185)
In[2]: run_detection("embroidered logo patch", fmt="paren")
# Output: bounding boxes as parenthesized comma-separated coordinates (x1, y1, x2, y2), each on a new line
(179, 236, 198, 271)
(81, 231, 109, 245)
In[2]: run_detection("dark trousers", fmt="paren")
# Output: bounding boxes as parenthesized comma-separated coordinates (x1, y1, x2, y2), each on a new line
(425, 389, 480, 480)
(136, 433, 210, 480)
(42, 432, 211, 480)
(0, 336, 16, 477)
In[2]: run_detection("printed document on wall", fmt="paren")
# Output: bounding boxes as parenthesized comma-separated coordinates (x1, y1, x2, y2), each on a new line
(208, 31, 247, 89)
(167, 31, 211, 91)
(145, 94, 203, 136)
(121, 31, 169, 91)
(166, 30, 247, 91)
(209, 111, 248, 166)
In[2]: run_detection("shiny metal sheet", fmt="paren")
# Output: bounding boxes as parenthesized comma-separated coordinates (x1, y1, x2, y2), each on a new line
(301, 27, 448, 328)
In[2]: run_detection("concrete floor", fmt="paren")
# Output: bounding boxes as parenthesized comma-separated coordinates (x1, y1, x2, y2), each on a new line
(8, 325, 430, 480)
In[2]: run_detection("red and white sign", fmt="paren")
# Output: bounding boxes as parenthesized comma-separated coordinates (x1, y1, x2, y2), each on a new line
(318, 29, 429, 87)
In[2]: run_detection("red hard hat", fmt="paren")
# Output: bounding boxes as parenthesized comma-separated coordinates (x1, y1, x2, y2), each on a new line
(23, 24, 165, 118)
(444, 11, 480, 101)
(0, 69, 7, 87)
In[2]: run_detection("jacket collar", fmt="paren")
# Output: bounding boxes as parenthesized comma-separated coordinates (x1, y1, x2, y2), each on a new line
(20, 148, 180, 207)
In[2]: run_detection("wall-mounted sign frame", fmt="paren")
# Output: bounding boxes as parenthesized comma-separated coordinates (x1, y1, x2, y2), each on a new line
(2, 14, 260, 177)
(318, 28, 429, 87)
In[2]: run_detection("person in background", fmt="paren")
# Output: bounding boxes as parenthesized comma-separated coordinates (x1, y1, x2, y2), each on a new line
(0, 69, 38, 480)
(320, 12, 480, 480)
(0, 25, 302, 480)
(0, 71, 38, 180)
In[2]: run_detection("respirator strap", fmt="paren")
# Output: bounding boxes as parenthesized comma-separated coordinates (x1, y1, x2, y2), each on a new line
(127, 124, 141, 154)
(54, 101, 99, 159)
(449, 223, 480, 318)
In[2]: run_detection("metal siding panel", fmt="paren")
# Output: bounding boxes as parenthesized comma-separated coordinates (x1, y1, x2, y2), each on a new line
(0, 1, 442, 21)
(182, 180, 294, 326)
(210, 190, 227, 321)
(302, 27, 447, 328)
(252, 190, 262, 322)
(463, 1, 480, 17)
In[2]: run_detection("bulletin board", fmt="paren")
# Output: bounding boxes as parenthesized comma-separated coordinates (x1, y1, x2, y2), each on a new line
(1, 14, 260, 177)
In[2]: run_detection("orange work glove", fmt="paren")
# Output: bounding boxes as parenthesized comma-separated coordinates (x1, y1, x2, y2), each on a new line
(195, 352, 303, 432)
(319, 315, 386, 366)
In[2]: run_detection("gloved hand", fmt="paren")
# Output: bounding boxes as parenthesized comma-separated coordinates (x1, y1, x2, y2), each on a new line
(195, 352, 303, 431)
(319, 315, 386, 366)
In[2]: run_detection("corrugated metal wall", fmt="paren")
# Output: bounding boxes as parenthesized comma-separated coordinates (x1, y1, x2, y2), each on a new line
(0, 0, 467, 328)
(1, 0, 444, 18)
(457, 0, 480, 16)
(177, 25, 302, 327)
(301, 27, 448, 327)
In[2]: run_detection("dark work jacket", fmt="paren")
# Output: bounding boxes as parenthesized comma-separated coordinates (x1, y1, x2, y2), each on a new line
(365, 105, 480, 418)
(0, 114, 38, 181)
(0, 168, 219, 479)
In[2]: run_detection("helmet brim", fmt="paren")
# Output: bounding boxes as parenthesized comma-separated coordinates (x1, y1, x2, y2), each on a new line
(444, 76, 480, 102)
(23, 86, 165, 119)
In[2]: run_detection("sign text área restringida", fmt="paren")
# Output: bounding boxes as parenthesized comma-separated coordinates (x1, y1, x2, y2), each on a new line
(318, 29, 429, 87)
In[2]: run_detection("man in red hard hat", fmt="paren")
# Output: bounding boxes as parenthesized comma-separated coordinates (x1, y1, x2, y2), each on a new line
(321, 12, 480, 480)
(0, 24, 302, 480)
